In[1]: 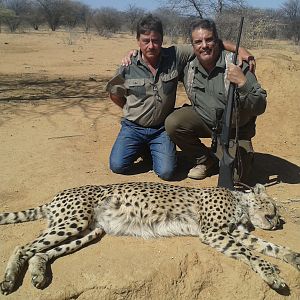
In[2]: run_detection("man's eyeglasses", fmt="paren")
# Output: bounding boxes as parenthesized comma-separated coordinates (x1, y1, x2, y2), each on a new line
(192, 38, 216, 47)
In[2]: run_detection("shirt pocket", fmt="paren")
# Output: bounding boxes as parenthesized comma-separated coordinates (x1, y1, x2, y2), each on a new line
(194, 82, 205, 92)
(125, 78, 146, 97)
(160, 70, 178, 95)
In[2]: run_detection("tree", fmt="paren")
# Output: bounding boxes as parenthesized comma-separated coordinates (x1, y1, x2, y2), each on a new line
(61, 1, 88, 29)
(164, 0, 205, 18)
(36, 0, 67, 31)
(162, 0, 245, 18)
(1, 0, 30, 32)
(281, 0, 300, 43)
(79, 3, 94, 33)
(0, 7, 19, 31)
(26, 1, 45, 30)
(153, 8, 190, 42)
(93, 7, 122, 36)
(215, 7, 279, 47)
(125, 4, 145, 34)
(3, 0, 30, 15)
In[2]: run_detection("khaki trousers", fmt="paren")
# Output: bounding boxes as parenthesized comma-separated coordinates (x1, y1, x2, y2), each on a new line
(165, 105, 255, 181)
(165, 106, 212, 163)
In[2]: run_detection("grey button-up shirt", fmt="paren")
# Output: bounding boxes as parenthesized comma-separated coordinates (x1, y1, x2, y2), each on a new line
(106, 45, 193, 127)
(183, 50, 267, 133)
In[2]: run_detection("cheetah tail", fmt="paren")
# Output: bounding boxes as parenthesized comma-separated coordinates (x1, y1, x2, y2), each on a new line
(0, 204, 47, 225)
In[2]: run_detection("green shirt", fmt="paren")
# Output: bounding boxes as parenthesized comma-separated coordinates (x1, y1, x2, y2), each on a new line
(106, 45, 193, 127)
(183, 50, 267, 132)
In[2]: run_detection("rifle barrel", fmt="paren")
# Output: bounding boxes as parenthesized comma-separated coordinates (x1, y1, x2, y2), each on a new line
(217, 16, 244, 190)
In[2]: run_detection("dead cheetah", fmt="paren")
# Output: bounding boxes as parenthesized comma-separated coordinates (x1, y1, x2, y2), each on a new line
(0, 182, 299, 295)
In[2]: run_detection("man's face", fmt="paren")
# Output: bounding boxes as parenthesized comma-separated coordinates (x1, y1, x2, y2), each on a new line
(137, 31, 162, 62)
(191, 28, 219, 66)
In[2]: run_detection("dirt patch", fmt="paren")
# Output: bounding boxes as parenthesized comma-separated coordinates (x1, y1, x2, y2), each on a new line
(0, 31, 299, 300)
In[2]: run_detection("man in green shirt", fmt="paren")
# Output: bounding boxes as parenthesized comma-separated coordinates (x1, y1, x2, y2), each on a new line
(165, 19, 267, 181)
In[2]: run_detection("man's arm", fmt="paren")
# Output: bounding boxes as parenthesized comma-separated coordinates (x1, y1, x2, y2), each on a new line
(122, 42, 256, 72)
(227, 63, 266, 116)
(106, 72, 127, 108)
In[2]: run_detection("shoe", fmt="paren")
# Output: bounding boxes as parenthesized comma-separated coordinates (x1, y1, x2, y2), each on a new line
(188, 157, 218, 180)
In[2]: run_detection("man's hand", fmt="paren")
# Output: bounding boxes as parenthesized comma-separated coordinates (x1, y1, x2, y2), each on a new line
(110, 93, 126, 108)
(238, 47, 256, 73)
(121, 49, 138, 66)
(227, 63, 247, 88)
(223, 40, 256, 73)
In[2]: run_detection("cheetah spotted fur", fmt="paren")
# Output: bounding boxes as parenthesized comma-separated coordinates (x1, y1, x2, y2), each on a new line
(0, 182, 299, 294)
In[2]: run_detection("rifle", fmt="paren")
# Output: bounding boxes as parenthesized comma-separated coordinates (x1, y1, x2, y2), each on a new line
(217, 17, 244, 190)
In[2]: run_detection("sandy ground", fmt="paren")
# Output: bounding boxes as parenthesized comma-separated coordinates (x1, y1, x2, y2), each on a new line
(0, 30, 299, 300)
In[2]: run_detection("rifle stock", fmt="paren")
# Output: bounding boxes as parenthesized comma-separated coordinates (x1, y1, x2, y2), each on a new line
(217, 17, 244, 190)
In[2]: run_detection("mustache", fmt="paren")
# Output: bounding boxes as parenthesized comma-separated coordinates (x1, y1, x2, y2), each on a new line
(200, 49, 212, 53)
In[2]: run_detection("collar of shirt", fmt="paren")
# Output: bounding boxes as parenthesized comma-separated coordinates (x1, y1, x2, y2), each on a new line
(136, 48, 169, 68)
(192, 50, 227, 76)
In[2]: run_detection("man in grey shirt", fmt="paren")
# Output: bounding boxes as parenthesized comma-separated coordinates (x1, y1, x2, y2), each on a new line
(165, 19, 267, 181)
(106, 14, 192, 180)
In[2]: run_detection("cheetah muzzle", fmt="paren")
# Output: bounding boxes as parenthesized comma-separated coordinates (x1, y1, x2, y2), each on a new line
(0, 182, 299, 294)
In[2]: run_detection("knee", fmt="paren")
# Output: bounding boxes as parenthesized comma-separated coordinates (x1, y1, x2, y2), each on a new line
(154, 162, 176, 181)
(157, 169, 175, 181)
(109, 158, 128, 174)
(165, 113, 180, 137)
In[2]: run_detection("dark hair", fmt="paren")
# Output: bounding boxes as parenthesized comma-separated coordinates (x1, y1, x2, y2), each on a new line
(189, 19, 219, 43)
(136, 14, 163, 40)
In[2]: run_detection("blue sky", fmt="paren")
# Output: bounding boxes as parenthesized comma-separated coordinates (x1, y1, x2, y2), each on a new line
(80, 0, 285, 11)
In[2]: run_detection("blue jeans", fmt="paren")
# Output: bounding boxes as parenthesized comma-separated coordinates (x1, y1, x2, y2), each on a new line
(110, 119, 177, 180)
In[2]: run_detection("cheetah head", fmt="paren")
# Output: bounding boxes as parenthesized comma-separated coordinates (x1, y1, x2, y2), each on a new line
(246, 184, 280, 230)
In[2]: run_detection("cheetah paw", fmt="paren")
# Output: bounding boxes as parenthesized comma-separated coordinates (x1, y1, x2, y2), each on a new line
(0, 280, 15, 295)
(29, 253, 49, 289)
(283, 252, 300, 271)
(270, 278, 287, 290)
(31, 273, 48, 289)
(259, 265, 286, 290)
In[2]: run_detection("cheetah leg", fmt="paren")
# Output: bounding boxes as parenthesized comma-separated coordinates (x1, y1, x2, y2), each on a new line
(0, 246, 27, 295)
(199, 230, 287, 290)
(231, 230, 300, 271)
(28, 228, 104, 289)
(0, 220, 90, 295)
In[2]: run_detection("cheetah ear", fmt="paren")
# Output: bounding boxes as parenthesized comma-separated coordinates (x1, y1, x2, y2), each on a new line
(253, 183, 266, 195)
